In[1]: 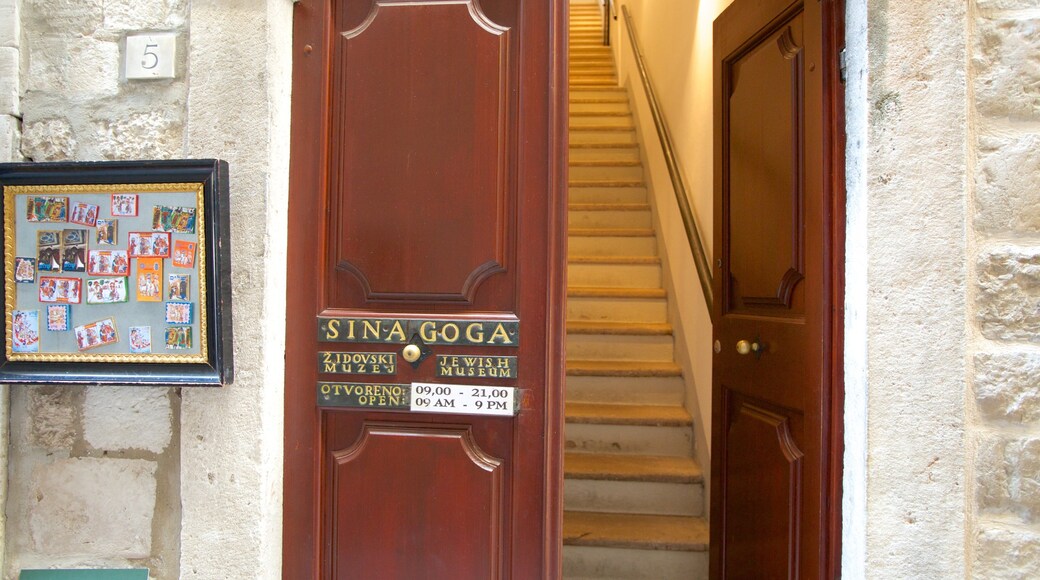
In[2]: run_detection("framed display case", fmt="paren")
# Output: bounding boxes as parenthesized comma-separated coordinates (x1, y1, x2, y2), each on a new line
(0, 160, 233, 385)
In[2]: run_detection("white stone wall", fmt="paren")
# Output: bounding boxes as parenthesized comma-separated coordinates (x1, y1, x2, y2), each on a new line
(3, 0, 290, 578)
(970, 0, 1040, 576)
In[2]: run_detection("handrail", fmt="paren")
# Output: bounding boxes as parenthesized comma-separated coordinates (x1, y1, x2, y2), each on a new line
(602, 0, 618, 46)
(620, 5, 714, 313)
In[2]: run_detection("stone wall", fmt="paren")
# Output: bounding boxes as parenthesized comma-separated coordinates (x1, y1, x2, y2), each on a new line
(3, 0, 291, 578)
(970, 0, 1040, 576)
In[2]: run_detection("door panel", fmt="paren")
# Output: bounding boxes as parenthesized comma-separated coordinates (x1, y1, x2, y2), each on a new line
(284, 0, 567, 577)
(712, 0, 842, 577)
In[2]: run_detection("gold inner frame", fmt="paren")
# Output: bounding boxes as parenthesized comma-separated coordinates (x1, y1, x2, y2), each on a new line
(4, 183, 209, 363)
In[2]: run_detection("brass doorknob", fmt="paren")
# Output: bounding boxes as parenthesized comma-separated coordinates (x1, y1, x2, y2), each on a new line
(736, 340, 761, 356)
(402, 344, 422, 363)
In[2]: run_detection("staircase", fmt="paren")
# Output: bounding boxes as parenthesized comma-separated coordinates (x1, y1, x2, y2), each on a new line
(562, 3, 709, 578)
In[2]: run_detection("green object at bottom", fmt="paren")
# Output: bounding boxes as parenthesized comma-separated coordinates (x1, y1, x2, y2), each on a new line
(20, 570, 148, 580)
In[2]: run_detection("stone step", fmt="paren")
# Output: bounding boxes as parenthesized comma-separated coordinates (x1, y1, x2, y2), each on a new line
(566, 374, 686, 406)
(568, 260, 661, 288)
(570, 130, 637, 146)
(563, 513, 709, 579)
(570, 87, 628, 100)
(569, 164, 643, 182)
(567, 360, 682, 377)
(570, 116, 633, 130)
(568, 185, 648, 204)
(569, 207, 651, 229)
(570, 79, 620, 88)
(565, 402, 693, 455)
(568, 146, 641, 163)
(567, 332, 674, 362)
(568, 232, 657, 256)
(567, 291, 667, 323)
(569, 102, 631, 115)
(564, 452, 704, 516)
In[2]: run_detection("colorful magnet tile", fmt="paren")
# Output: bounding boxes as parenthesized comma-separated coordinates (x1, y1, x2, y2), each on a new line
(37, 231, 61, 272)
(96, 219, 118, 246)
(46, 304, 70, 331)
(165, 301, 193, 325)
(129, 326, 152, 354)
(152, 205, 196, 234)
(136, 257, 163, 302)
(11, 310, 40, 353)
(172, 240, 197, 269)
(26, 196, 68, 222)
(61, 229, 87, 272)
(69, 201, 100, 227)
(87, 249, 129, 276)
(111, 194, 138, 217)
(74, 317, 118, 351)
(39, 276, 82, 304)
(127, 231, 171, 258)
(168, 274, 190, 301)
(14, 257, 36, 283)
(165, 326, 192, 350)
(86, 277, 129, 304)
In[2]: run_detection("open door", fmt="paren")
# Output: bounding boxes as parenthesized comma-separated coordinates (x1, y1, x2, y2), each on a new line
(283, 0, 567, 577)
(711, 0, 844, 577)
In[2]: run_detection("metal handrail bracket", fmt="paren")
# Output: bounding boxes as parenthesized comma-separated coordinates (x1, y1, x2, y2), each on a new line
(620, 5, 714, 313)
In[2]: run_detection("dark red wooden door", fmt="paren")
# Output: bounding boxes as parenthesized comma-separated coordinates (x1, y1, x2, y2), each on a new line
(711, 0, 843, 577)
(283, 1, 567, 577)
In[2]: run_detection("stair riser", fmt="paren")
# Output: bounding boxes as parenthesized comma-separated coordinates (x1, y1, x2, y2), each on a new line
(567, 333, 674, 361)
(563, 546, 708, 580)
(566, 375, 686, 406)
(570, 130, 637, 145)
(569, 186, 647, 204)
(568, 263, 661, 287)
(565, 424, 693, 456)
(568, 149, 640, 164)
(568, 235, 656, 257)
(570, 102, 631, 116)
(564, 479, 704, 517)
(570, 88, 626, 99)
(567, 296, 668, 323)
(569, 210, 651, 229)
(571, 117, 633, 130)
(569, 165, 643, 181)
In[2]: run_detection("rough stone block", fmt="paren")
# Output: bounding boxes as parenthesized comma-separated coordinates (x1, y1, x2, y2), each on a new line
(0, 114, 22, 162)
(24, 0, 103, 37)
(976, 246, 1040, 343)
(25, 386, 79, 451)
(0, 0, 18, 49)
(975, 132, 1040, 234)
(973, 17, 1040, 122)
(27, 36, 119, 98)
(976, 351, 1040, 423)
(0, 46, 19, 116)
(21, 117, 77, 161)
(974, 525, 1040, 578)
(94, 111, 183, 160)
(977, 0, 1040, 10)
(84, 386, 172, 453)
(976, 434, 1040, 522)
(29, 457, 156, 557)
(104, 0, 188, 30)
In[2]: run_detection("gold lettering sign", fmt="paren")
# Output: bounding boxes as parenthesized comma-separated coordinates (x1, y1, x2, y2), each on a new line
(318, 317, 519, 347)
(436, 355, 517, 379)
(317, 352, 397, 375)
(317, 382, 410, 409)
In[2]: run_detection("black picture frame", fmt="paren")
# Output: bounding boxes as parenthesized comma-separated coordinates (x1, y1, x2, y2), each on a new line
(0, 160, 233, 386)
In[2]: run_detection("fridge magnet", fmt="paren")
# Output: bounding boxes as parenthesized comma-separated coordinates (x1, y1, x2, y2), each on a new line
(111, 193, 138, 216)
(38, 276, 82, 304)
(46, 304, 70, 331)
(36, 231, 61, 272)
(165, 326, 192, 350)
(165, 301, 193, 325)
(61, 229, 87, 272)
(87, 249, 129, 276)
(96, 219, 117, 246)
(26, 196, 68, 223)
(136, 257, 163, 302)
(152, 205, 197, 234)
(129, 326, 152, 354)
(14, 257, 36, 283)
(86, 277, 129, 304)
(11, 310, 40, 353)
(69, 202, 100, 227)
(128, 231, 171, 258)
(168, 274, 190, 301)
(74, 317, 118, 351)
(172, 240, 197, 269)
